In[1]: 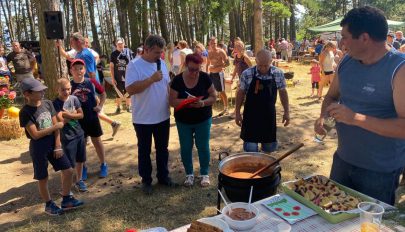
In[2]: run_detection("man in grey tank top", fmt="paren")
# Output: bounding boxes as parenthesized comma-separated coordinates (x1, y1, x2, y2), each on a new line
(314, 6, 405, 205)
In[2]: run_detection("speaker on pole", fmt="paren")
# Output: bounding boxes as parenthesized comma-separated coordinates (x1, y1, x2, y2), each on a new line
(44, 11, 65, 40)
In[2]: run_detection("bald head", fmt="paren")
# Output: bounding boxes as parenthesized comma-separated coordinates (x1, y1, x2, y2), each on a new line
(256, 49, 272, 63)
(255, 49, 273, 74)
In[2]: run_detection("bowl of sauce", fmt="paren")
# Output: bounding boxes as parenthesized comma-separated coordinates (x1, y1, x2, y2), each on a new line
(221, 202, 259, 231)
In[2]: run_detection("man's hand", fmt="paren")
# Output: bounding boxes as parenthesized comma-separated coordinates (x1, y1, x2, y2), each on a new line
(327, 103, 356, 125)
(235, 112, 243, 127)
(150, 71, 163, 82)
(54, 149, 63, 159)
(55, 40, 62, 47)
(282, 112, 290, 126)
(314, 117, 327, 135)
(54, 122, 64, 130)
(93, 106, 102, 113)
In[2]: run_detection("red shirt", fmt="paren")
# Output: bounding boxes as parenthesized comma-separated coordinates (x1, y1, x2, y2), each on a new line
(310, 66, 321, 82)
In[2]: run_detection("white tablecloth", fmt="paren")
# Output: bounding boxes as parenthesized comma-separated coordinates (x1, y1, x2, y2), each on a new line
(171, 194, 395, 232)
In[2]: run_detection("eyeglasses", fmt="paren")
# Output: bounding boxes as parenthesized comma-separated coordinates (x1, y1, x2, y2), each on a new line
(187, 67, 200, 73)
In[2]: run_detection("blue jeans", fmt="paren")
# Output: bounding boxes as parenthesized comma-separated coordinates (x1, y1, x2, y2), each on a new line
(243, 141, 278, 153)
(330, 153, 403, 205)
(176, 118, 212, 176)
(133, 119, 170, 185)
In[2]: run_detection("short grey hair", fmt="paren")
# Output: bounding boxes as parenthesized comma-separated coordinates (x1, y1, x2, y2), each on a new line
(144, 35, 166, 49)
(71, 32, 85, 43)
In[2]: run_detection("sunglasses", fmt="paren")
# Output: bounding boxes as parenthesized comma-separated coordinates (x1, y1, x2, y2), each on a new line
(187, 67, 200, 73)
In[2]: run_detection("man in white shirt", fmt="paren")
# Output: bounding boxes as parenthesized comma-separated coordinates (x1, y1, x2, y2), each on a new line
(125, 35, 177, 194)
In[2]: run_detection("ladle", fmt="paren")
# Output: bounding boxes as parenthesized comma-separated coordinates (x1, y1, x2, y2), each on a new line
(249, 143, 304, 178)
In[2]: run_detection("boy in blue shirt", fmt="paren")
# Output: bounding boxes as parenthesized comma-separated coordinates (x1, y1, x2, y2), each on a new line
(19, 78, 83, 216)
(53, 78, 87, 192)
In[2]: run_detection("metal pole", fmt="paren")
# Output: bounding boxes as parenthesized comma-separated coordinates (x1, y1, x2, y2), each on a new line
(57, 44, 62, 78)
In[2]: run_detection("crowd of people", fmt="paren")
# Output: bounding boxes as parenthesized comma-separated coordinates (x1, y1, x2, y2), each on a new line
(1, 5, 404, 217)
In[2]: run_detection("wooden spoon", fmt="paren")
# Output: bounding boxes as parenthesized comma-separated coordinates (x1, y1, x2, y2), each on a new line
(249, 143, 304, 179)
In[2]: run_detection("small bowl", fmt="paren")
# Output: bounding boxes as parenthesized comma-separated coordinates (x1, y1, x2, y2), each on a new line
(221, 202, 259, 231)
(198, 217, 231, 232)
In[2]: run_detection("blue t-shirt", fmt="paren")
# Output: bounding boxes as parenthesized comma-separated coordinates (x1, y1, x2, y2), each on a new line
(53, 96, 84, 141)
(315, 44, 323, 54)
(70, 79, 98, 121)
(75, 48, 100, 83)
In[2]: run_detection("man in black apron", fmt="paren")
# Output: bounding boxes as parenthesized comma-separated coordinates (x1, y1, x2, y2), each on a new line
(235, 49, 290, 152)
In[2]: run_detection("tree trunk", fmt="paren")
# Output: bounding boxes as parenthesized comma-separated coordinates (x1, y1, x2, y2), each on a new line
(26, 0, 36, 40)
(289, 0, 296, 41)
(64, 0, 70, 47)
(35, 0, 68, 99)
(283, 18, 288, 40)
(116, 0, 129, 40)
(72, 0, 79, 32)
(80, 0, 88, 36)
(142, 0, 149, 41)
(21, 0, 29, 40)
(156, 0, 169, 43)
(87, 0, 101, 53)
(128, 0, 140, 50)
(253, 0, 263, 54)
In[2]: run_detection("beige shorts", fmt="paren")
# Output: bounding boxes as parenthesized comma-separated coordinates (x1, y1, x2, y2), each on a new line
(16, 73, 35, 82)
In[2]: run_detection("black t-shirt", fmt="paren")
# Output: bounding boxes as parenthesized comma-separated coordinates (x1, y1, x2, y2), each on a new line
(19, 100, 56, 139)
(70, 79, 98, 121)
(53, 96, 84, 141)
(110, 50, 130, 82)
(170, 72, 213, 124)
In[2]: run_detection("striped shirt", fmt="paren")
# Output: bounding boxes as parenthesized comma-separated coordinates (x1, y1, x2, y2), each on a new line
(239, 66, 286, 92)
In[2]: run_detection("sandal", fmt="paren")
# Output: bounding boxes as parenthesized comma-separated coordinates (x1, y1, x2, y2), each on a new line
(200, 175, 210, 187)
(184, 175, 194, 187)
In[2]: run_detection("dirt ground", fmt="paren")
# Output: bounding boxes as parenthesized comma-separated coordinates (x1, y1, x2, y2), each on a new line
(0, 62, 404, 231)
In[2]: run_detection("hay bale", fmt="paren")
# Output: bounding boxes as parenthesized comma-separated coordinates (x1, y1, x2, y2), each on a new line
(0, 118, 24, 140)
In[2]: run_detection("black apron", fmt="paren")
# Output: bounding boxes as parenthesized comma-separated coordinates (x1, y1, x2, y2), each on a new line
(240, 68, 277, 143)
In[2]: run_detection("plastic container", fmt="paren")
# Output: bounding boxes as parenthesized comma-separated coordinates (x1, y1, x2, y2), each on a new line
(221, 202, 259, 231)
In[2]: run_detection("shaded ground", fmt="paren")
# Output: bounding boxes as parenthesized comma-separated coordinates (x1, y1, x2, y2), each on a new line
(0, 62, 404, 231)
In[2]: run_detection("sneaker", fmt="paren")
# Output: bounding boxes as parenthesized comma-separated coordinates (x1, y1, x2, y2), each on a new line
(59, 190, 74, 196)
(141, 183, 153, 195)
(61, 195, 84, 210)
(82, 165, 88, 181)
(158, 178, 179, 187)
(126, 107, 131, 113)
(217, 109, 229, 117)
(115, 107, 121, 114)
(111, 121, 121, 137)
(45, 201, 64, 216)
(200, 175, 210, 187)
(75, 180, 88, 192)
(99, 163, 108, 178)
(183, 175, 194, 187)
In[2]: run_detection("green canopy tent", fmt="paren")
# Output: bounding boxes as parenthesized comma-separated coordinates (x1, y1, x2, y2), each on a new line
(308, 17, 405, 32)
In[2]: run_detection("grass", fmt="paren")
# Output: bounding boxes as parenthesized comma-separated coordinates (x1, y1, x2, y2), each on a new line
(1, 61, 404, 231)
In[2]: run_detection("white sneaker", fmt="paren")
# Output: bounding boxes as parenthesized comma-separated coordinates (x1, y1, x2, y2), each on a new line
(184, 175, 194, 187)
(200, 175, 210, 187)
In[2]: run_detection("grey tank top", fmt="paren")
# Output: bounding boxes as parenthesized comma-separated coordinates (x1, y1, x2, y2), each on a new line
(336, 50, 405, 172)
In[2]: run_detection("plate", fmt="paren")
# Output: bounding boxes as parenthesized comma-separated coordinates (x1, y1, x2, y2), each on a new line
(198, 217, 233, 232)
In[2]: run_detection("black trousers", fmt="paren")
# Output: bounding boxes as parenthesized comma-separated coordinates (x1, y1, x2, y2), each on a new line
(133, 119, 170, 185)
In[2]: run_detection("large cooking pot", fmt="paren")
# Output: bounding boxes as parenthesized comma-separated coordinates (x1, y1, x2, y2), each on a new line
(218, 152, 281, 203)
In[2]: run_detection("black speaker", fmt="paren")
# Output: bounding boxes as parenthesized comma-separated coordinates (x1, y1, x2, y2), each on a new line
(44, 11, 65, 39)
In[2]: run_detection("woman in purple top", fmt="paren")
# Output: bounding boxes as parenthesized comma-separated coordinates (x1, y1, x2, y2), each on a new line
(229, 40, 252, 118)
